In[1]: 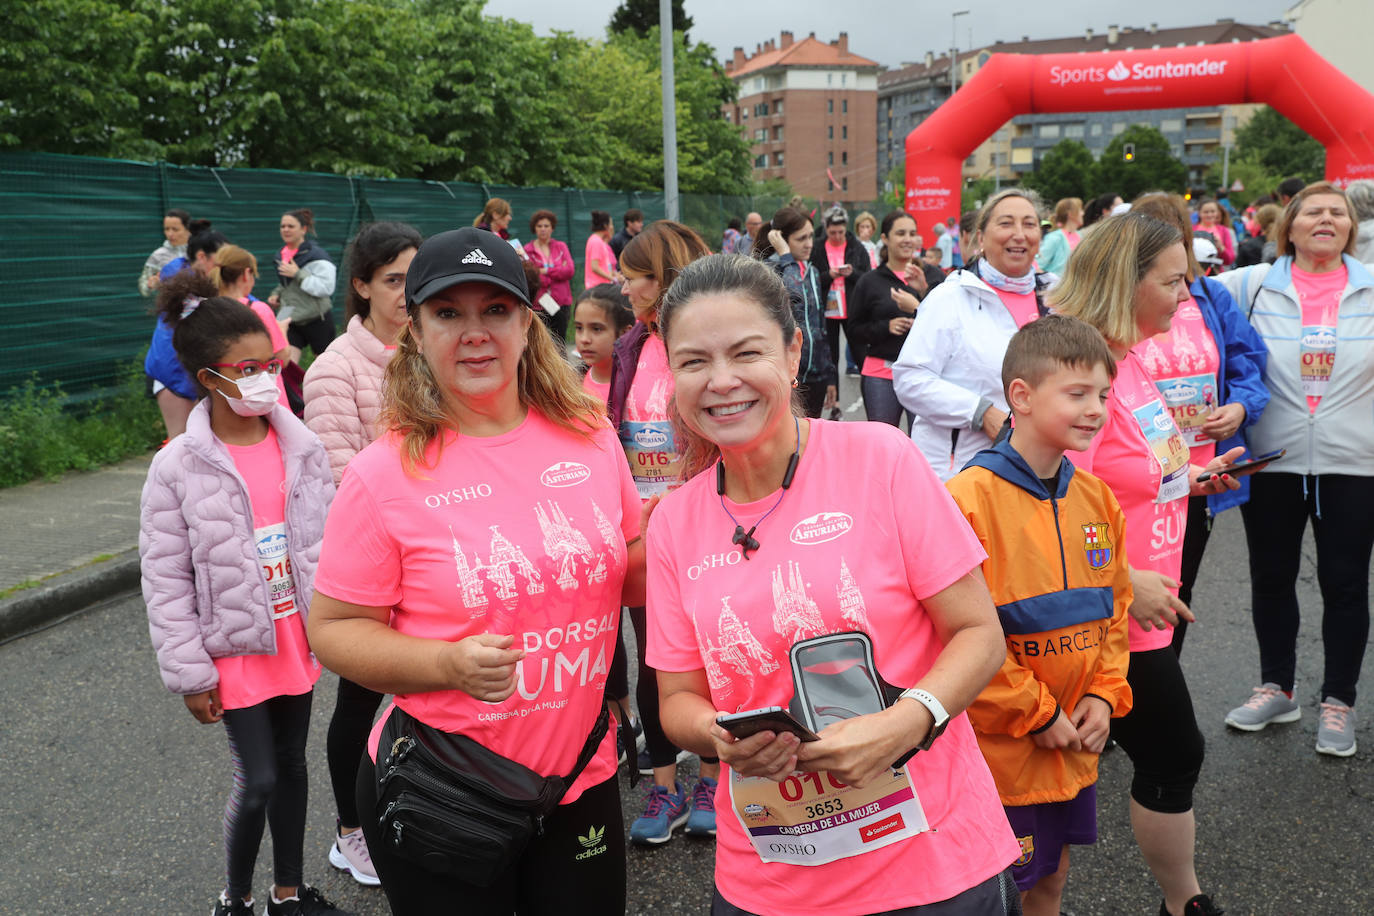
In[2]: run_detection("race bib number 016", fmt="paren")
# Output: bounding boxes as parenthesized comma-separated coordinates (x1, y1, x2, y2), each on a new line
(730, 766, 927, 866)
(618, 420, 681, 500)
(1154, 373, 1217, 448)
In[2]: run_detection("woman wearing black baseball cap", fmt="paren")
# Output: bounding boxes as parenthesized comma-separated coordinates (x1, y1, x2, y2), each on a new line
(308, 227, 645, 914)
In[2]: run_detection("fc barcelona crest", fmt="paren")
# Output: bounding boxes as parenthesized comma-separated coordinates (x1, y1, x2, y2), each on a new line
(1082, 522, 1113, 569)
(1014, 834, 1035, 867)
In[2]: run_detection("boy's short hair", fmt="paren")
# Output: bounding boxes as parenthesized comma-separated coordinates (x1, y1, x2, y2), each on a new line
(1001, 314, 1117, 401)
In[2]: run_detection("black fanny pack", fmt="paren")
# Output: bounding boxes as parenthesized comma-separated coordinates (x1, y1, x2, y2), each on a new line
(375, 702, 610, 885)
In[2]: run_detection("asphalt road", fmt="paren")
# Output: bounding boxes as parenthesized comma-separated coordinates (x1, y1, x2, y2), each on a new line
(3, 441, 1372, 914)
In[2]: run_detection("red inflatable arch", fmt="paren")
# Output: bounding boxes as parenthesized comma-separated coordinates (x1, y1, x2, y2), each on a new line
(904, 34, 1374, 234)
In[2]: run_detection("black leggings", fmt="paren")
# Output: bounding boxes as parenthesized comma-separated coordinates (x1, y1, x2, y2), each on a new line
(1240, 472, 1374, 706)
(628, 605, 718, 769)
(607, 609, 630, 703)
(1170, 495, 1213, 656)
(356, 752, 626, 915)
(326, 676, 384, 829)
(1109, 647, 1204, 814)
(286, 315, 336, 359)
(220, 691, 314, 899)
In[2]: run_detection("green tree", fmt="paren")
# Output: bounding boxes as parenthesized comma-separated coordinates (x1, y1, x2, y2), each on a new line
(878, 163, 905, 212)
(608, 0, 692, 39)
(0, 0, 155, 158)
(1203, 152, 1279, 210)
(963, 177, 996, 214)
(1095, 125, 1187, 199)
(1025, 139, 1096, 204)
(1231, 106, 1324, 184)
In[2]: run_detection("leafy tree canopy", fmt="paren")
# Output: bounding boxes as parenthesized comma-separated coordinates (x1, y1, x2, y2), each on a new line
(1095, 125, 1188, 200)
(1230, 106, 1324, 186)
(608, 0, 692, 40)
(1024, 139, 1096, 204)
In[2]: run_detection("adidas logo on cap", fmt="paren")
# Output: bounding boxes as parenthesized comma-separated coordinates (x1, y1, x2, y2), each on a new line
(461, 247, 493, 267)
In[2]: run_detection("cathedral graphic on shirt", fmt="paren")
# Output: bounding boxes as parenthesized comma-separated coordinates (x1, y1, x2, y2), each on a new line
(697, 597, 780, 693)
(772, 560, 828, 643)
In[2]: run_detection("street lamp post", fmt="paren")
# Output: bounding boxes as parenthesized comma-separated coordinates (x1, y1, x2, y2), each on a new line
(950, 10, 970, 97)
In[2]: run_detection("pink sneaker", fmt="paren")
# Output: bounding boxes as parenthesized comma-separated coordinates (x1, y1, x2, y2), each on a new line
(328, 826, 380, 886)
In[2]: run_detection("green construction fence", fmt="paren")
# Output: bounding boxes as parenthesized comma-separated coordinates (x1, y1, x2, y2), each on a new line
(0, 151, 862, 399)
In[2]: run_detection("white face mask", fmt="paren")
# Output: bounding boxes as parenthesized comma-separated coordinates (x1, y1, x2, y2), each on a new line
(207, 368, 279, 417)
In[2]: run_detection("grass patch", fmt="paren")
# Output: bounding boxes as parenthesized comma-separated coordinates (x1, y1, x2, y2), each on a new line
(0, 552, 123, 600)
(0, 579, 41, 600)
(0, 361, 164, 489)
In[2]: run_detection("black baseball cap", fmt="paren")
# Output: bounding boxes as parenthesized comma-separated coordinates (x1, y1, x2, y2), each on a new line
(405, 227, 532, 310)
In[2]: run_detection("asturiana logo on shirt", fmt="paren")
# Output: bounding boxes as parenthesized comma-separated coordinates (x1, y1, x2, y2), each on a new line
(541, 461, 591, 488)
(789, 512, 854, 545)
(632, 428, 669, 449)
(575, 824, 607, 860)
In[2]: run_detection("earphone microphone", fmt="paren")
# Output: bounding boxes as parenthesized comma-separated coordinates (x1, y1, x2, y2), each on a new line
(731, 525, 761, 559)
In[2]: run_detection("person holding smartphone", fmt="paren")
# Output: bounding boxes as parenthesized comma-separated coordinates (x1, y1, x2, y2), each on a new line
(1218, 181, 1374, 757)
(1129, 194, 1269, 655)
(648, 254, 1021, 916)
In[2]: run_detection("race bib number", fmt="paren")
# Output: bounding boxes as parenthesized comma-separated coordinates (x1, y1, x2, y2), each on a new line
(825, 283, 847, 320)
(1299, 324, 1336, 400)
(1154, 373, 1218, 448)
(618, 420, 681, 500)
(1131, 401, 1191, 504)
(256, 522, 297, 619)
(730, 767, 927, 867)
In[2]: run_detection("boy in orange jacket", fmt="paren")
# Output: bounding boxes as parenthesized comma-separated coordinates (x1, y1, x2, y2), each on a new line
(946, 315, 1134, 916)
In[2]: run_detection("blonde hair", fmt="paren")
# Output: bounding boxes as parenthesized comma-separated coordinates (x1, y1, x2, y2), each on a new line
(853, 211, 878, 236)
(1054, 197, 1083, 226)
(977, 188, 1044, 234)
(1131, 192, 1201, 282)
(1273, 181, 1357, 259)
(1049, 213, 1182, 348)
(211, 244, 258, 295)
(473, 198, 511, 228)
(381, 300, 605, 477)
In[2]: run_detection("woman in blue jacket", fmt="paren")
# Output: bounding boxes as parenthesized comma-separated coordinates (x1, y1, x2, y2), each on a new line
(1130, 194, 1269, 654)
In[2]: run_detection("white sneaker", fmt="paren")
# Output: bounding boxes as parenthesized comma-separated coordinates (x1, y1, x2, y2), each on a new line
(1224, 683, 1300, 731)
(329, 827, 380, 886)
(1316, 698, 1357, 757)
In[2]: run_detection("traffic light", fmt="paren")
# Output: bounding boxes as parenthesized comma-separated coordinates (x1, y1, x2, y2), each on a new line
(1123, 143, 1136, 162)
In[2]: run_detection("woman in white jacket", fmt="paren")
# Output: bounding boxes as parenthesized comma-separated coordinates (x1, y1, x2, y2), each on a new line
(892, 189, 1054, 479)
(1218, 181, 1374, 758)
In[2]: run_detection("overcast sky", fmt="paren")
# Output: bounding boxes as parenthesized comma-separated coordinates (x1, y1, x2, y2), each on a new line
(483, 0, 1296, 69)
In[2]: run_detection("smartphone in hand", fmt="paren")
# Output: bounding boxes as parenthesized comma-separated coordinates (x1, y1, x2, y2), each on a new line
(1195, 448, 1285, 482)
(716, 707, 821, 742)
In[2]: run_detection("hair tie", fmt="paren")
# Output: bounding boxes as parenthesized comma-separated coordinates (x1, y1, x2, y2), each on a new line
(180, 295, 203, 319)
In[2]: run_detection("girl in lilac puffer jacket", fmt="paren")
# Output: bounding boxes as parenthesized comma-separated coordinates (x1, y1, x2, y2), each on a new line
(138, 272, 346, 916)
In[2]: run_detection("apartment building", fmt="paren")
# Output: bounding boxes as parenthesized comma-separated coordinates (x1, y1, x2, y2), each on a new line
(724, 31, 880, 200)
(879, 19, 1291, 187)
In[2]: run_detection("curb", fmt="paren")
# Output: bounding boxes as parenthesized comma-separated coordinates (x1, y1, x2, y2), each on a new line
(0, 548, 141, 644)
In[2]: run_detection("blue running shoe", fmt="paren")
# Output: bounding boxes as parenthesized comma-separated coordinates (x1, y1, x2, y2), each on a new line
(684, 776, 717, 837)
(629, 782, 689, 845)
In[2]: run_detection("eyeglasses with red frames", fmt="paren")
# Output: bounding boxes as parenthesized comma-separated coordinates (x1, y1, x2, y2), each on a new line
(206, 358, 285, 377)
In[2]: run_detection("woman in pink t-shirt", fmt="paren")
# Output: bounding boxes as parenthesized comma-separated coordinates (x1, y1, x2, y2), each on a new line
(139, 279, 341, 916)
(584, 209, 619, 290)
(307, 227, 645, 916)
(1195, 199, 1237, 269)
(649, 254, 1021, 915)
(610, 221, 722, 844)
(1053, 213, 1241, 916)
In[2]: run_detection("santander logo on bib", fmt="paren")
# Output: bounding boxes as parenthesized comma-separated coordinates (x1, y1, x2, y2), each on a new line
(541, 461, 591, 488)
(789, 512, 854, 545)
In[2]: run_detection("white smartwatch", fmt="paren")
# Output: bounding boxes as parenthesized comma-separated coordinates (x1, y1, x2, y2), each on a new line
(898, 687, 950, 751)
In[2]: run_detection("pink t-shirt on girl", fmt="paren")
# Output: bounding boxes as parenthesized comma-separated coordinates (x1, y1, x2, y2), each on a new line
(216, 427, 321, 709)
(620, 334, 682, 500)
(647, 420, 1018, 915)
(1064, 229, 1081, 251)
(824, 240, 848, 319)
(582, 369, 610, 406)
(994, 287, 1039, 329)
(1292, 264, 1346, 413)
(584, 234, 617, 290)
(1138, 296, 1221, 465)
(314, 411, 640, 804)
(1070, 351, 1192, 652)
(241, 297, 291, 408)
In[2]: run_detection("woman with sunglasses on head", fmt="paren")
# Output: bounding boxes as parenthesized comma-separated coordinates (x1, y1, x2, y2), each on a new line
(646, 253, 1020, 916)
(140, 270, 346, 916)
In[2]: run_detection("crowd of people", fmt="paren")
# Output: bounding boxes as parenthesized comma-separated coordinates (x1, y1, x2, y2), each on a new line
(134, 178, 1374, 916)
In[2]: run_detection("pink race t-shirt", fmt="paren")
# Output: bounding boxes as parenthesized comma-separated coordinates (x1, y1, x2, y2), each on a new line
(241, 297, 290, 408)
(1292, 264, 1346, 413)
(994, 287, 1039, 329)
(1064, 229, 1081, 251)
(647, 420, 1017, 915)
(314, 411, 639, 804)
(1070, 351, 1191, 652)
(620, 334, 682, 500)
(582, 369, 610, 406)
(583, 234, 617, 290)
(1137, 296, 1221, 465)
(216, 427, 321, 709)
